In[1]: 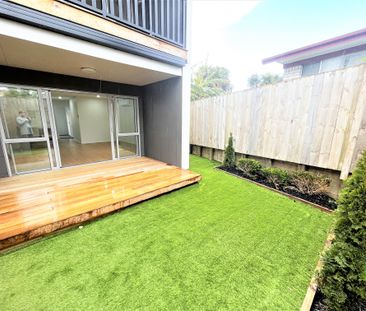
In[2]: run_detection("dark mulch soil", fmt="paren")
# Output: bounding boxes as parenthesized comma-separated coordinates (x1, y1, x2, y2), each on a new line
(218, 166, 337, 210)
(311, 289, 366, 311)
(311, 291, 328, 311)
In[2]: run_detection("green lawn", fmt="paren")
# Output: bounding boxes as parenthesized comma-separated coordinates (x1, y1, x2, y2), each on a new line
(0, 155, 333, 310)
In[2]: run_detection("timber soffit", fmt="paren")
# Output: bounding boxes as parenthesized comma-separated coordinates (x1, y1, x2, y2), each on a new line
(0, 1, 186, 67)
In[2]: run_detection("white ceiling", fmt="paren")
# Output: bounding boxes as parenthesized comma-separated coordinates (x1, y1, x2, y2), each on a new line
(0, 21, 181, 86)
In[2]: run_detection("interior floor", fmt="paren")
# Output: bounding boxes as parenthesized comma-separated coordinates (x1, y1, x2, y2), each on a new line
(59, 138, 112, 167)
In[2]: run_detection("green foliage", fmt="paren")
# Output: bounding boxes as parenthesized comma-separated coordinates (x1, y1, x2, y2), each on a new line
(223, 133, 235, 168)
(248, 73, 283, 88)
(288, 170, 330, 195)
(237, 158, 262, 177)
(3, 88, 37, 97)
(191, 64, 232, 101)
(263, 167, 290, 189)
(318, 151, 366, 310)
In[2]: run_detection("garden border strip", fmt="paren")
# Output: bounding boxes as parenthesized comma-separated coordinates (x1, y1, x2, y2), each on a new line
(215, 167, 334, 214)
(300, 233, 334, 311)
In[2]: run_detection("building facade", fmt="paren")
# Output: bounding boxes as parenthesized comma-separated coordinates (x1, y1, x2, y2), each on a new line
(0, 0, 191, 177)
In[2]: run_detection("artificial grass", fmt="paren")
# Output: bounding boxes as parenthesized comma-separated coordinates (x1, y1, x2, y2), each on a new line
(0, 155, 333, 310)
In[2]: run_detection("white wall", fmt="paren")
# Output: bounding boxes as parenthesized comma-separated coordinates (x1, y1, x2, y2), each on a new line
(76, 97, 110, 144)
(69, 99, 81, 142)
(53, 100, 69, 136)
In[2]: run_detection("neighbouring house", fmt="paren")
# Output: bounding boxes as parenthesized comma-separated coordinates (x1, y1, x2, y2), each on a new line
(263, 27, 366, 79)
(0, 0, 200, 250)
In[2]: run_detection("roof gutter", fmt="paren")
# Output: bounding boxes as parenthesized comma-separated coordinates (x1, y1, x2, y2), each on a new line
(262, 27, 366, 64)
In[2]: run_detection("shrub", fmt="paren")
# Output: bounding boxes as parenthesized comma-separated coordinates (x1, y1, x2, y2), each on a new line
(262, 167, 290, 189)
(237, 158, 262, 178)
(288, 170, 330, 195)
(223, 133, 235, 168)
(318, 151, 366, 310)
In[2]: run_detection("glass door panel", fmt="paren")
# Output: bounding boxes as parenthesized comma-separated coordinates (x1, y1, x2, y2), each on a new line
(0, 85, 53, 175)
(114, 97, 140, 159)
(117, 99, 137, 133)
(6, 142, 51, 175)
(50, 90, 112, 167)
(118, 135, 138, 157)
(0, 87, 44, 139)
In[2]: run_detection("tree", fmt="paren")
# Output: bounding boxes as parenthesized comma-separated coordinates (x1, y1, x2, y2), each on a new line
(247, 73, 282, 88)
(318, 151, 366, 310)
(248, 74, 261, 88)
(223, 133, 235, 168)
(191, 64, 232, 101)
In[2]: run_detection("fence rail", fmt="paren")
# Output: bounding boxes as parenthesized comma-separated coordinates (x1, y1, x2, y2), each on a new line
(190, 64, 366, 179)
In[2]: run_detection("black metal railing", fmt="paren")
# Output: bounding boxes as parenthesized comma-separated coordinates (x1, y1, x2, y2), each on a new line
(64, 0, 186, 47)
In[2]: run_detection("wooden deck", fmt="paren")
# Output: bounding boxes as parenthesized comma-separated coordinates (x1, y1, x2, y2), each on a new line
(0, 157, 201, 250)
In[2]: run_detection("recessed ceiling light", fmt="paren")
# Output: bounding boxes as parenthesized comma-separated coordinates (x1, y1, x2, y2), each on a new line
(96, 94, 100, 98)
(58, 96, 62, 99)
(80, 66, 97, 74)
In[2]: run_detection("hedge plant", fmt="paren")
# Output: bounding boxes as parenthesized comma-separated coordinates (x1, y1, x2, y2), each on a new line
(237, 158, 262, 178)
(288, 170, 330, 196)
(318, 151, 366, 310)
(263, 167, 290, 189)
(223, 133, 235, 168)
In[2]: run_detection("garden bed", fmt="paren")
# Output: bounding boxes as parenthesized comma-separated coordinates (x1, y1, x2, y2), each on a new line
(311, 290, 366, 311)
(218, 166, 337, 211)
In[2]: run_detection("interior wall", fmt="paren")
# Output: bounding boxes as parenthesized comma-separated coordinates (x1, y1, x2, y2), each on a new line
(76, 97, 110, 144)
(52, 99, 69, 136)
(69, 99, 81, 142)
(142, 77, 182, 167)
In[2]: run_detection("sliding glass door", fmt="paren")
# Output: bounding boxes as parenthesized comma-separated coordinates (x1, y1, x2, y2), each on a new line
(0, 86, 54, 175)
(114, 97, 141, 158)
(0, 85, 141, 176)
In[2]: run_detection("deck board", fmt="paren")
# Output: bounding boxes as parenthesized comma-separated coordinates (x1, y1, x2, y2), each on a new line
(0, 157, 201, 249)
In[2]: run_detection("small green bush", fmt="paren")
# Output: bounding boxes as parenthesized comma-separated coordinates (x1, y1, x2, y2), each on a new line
(288, 170, 330, 195)
(237, 158, 262, 177)
(318, 151, 366, 310)
(263, 167, 290, 189)
(223, 133, 235, 168)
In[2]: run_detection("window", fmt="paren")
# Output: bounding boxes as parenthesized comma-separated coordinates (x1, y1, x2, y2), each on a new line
(344, 50, 366, 67)
(302, 62, 321, 76)
(319, 55, 345, 73)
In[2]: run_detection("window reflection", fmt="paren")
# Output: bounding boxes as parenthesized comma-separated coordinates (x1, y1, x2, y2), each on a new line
(0, 87, 44, 139)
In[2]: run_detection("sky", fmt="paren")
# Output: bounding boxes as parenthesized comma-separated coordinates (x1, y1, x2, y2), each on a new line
(191, 0, 366, 90)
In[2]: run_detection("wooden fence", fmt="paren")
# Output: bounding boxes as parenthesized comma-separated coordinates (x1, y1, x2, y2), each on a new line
(190, 64, 366, 179)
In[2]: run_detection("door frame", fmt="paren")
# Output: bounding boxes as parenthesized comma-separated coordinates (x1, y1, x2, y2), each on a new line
(0, 83, 142, 176)
(112, 96, 142, 159)
(44, 90, 62, 168)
